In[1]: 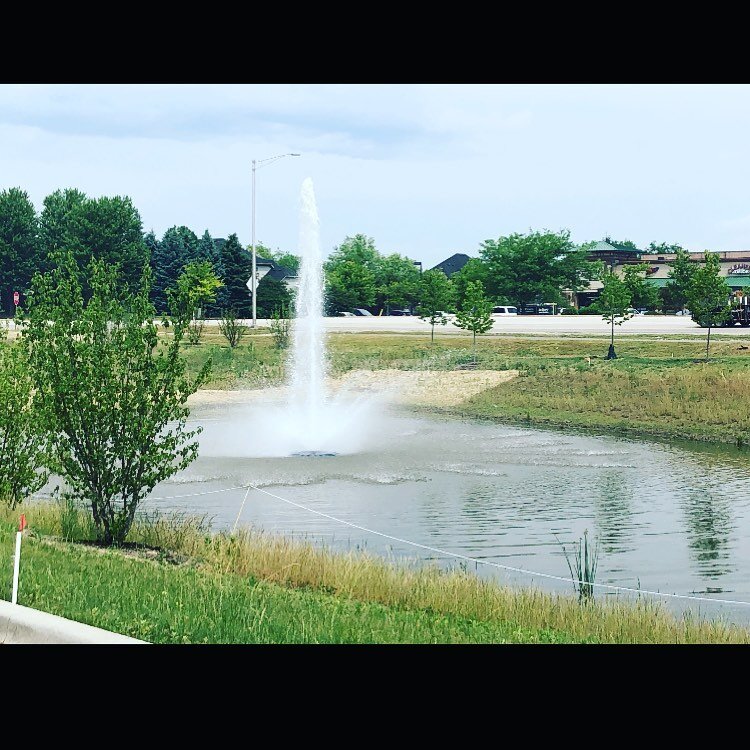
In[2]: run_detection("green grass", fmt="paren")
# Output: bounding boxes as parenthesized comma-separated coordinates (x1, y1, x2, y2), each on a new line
(3, 503, 749, 644)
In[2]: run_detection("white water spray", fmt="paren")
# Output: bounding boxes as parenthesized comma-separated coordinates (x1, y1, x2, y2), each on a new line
(238, 177, 383, 457)
(288, 178, 328, 445)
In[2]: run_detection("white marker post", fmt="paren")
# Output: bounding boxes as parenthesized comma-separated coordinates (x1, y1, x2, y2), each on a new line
(11, 514, 26, 605)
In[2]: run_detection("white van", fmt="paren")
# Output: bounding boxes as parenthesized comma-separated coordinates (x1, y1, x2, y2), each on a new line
(492, 305, 518, 316)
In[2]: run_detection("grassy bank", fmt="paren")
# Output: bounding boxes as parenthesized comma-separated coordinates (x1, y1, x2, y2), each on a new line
(183, 330, 750, 446)
(2, 502, 748, 643)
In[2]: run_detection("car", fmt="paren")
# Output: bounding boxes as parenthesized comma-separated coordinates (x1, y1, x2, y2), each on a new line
(626, 307, 643, 315)
(338, 311, 355, 317)
(491, 305, 518, 316)
(352, 308, 374, 316)
(389, 309, 412, 316)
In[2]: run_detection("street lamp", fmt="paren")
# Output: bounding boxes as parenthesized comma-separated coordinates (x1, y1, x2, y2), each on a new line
(251, 152, 301, 328)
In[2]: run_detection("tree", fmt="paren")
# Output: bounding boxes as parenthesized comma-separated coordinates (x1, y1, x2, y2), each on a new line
(167, 260, 223, 323)
(325, 260, 376, 314)
(452, 257, 489, 308)
(40, 189, 148, 292)
(150, 226, 200, 313)
(262, 247, 300, 276)
(324, 235, 381, 314)
(0, 188, 41, 316)
(219, 233, 253, 317)
(256, 276, 293, 319)
(664, 246, 695, 313)
(375, 253, 421, 313)
(598, 271, 633, 359)
(480, 230, 597, 311)
(0, 336, 48, 509)
(417, 269, 453, 342)
(606, 237, 639, 251)
(621, 263, 660, 311)
(195, 230, 224, 317)
(686, 252, 731, 360)
(454, 280, 494, 364)
(23, 251, 208, 545)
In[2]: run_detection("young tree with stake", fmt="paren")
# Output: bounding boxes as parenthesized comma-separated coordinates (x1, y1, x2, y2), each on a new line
(454, 280, 494, 364)
(416, 269, 453, 342)
(598, 271, 634, 359)
(686, 251, 731, 360)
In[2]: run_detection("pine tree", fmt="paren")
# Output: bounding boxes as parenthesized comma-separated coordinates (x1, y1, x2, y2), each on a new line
(150, 226, 199, 313)
(219, 233, 253, 316)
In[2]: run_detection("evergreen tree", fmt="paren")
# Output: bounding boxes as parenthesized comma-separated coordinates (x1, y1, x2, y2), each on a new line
(195, 230, 224, 317)
(256, 276, 293, 318)
(150, 226, 199, 313)
(0, 188, 41, 315)
(219, 233, 253, 316)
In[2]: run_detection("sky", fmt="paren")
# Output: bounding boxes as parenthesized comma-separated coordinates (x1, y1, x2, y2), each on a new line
(2, 83, 750, 268)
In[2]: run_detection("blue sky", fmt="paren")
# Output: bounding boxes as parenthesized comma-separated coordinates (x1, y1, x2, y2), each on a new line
(2, 83, 750, 267)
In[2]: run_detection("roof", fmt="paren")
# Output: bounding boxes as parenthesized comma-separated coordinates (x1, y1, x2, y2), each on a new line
(589, 240, 641, 255)
(431, 253, 472, 277)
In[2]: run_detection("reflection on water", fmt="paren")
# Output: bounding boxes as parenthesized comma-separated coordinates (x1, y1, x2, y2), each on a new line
(98, 400, 750, 625)
(682, 489, 734, 579)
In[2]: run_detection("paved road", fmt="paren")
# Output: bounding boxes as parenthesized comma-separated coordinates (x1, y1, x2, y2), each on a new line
(241, 315, 749, 337)
(8, 315, 747, 338)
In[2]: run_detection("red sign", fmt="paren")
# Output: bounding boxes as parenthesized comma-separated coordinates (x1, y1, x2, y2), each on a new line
(19, 514, 26, 532)
(13, 291, 19, 306)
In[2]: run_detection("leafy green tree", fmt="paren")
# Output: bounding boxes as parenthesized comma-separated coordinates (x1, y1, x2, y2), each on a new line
(167, 260, 223, 323)
(454, 280, 494, 363)
(0, 337, 48, 509)
(621, 263, 660, 311)
(256, 276, 293, 318)
(417, 269, 453, 342)
(324, 234, 381, 313)
(686, 252, 731, 359)
(606, 237, 639, 251)
(218, 233, 253, 317)
(0, 188, 41, 316)
(194, 231, 224, 316)
(376, 253, 421, 313)
(598, 271, 634, 359)
(325, 260, 376, 314)
(480, 230, 596, 311)
(40, 189, 148, 292)
(664, 246, 696, 313)
(452, 258, 489, 308)
(23, 251, 208, 546)
(647, 241, 684, 254)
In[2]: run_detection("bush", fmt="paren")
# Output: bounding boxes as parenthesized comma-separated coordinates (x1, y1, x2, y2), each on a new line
(0, 339, 48, 509)
(578, 305, 601, 315)
(218, 309, 247, 348)
(561, 307, 579, 315)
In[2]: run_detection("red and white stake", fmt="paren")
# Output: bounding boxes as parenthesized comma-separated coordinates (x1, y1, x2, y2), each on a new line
(11, 514, 26, 605)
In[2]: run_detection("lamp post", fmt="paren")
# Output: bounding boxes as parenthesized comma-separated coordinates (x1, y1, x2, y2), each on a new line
(251, 152, 301, 328)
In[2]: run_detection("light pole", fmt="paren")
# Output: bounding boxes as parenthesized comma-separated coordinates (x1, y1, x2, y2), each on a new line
(251, 152, 301, 328)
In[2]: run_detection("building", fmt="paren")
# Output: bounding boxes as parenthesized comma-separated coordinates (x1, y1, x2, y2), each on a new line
(430, 253, 472, 277)
(247, 256, 299, 295)
(571, 239, 750, 307)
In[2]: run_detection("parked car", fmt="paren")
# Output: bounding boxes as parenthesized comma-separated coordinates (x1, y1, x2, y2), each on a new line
(352, 308, 374, 316)
(491, 305, 518, 316)
(389, 309, 412, 316)
(338, 311, 355, 317)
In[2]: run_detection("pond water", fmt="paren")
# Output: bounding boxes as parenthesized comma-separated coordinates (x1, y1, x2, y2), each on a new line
(134, 398, 750, 626)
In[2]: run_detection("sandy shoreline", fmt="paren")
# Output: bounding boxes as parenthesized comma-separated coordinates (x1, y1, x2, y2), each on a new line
(187, 368, 518, 409)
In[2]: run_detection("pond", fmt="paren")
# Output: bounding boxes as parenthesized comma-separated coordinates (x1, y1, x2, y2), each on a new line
(135, 397, 750, 626)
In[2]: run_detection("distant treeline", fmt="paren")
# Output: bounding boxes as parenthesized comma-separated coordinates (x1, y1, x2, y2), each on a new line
(0, 187, 294, 317)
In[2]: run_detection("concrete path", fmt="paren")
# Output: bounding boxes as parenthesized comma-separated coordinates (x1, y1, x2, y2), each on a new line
(0, 600, 147, 644)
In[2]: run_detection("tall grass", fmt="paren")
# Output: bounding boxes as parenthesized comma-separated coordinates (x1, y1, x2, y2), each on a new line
(3, 502, 749, 643)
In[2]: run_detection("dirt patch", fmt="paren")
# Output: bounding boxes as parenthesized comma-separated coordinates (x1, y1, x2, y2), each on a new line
(188, 369, 518, 409)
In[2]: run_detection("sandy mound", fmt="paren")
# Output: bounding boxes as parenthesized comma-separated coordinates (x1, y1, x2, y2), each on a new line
(188, 369, 517, 409)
